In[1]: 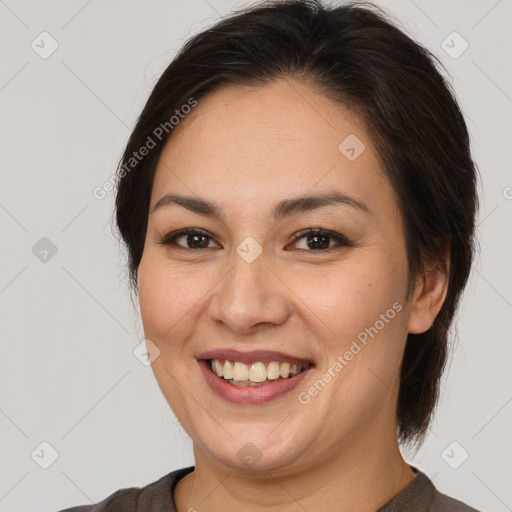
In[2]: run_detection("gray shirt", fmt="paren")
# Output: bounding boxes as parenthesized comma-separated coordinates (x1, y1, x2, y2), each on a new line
(57, 466, 481, 511)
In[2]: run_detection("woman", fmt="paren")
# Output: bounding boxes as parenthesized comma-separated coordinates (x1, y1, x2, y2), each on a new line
(60, 0, 480, 510)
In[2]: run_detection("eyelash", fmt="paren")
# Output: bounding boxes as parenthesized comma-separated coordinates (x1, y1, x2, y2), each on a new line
(158, 227, 353, 253)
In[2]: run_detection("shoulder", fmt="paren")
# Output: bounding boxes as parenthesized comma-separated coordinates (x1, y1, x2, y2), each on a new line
(379, 471, 482, 512)
(56, 466, 195, 512)
(431, 484, 482, 512)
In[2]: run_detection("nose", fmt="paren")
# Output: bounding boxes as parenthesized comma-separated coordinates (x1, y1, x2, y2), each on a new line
(207, 247, 292, 334)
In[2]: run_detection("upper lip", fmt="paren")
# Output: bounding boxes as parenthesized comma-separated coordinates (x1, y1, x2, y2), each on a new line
(196, 349, 314, 366)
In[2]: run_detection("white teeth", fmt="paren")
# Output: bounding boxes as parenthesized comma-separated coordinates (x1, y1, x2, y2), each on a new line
(266, 361, 281, 380)
(209, 358, 309, 384)
(223, 360, 233, 379)
(232, 361, 249, 381)
(249, 362, 267, 382)
(280, 362, 290, 378)
(213, 359, 223, 377)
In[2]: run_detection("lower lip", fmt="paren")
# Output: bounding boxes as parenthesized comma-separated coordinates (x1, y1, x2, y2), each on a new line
(198, 360, 313, 405)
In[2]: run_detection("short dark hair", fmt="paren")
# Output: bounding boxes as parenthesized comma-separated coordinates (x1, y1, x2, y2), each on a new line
(114, 0, 479, 446)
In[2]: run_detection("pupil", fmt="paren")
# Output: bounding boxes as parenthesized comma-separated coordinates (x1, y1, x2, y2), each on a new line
(308, 234, 329, 250)
(189, 234, 208, 248)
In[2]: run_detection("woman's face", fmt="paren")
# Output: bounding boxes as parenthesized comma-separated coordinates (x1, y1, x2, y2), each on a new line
(137, 79, 422, 474)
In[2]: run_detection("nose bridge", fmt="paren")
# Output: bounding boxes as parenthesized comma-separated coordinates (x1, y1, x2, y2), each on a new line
(209, 238, 290, 331)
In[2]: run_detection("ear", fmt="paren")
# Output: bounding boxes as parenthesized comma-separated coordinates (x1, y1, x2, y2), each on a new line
(407, 252, 450, 334)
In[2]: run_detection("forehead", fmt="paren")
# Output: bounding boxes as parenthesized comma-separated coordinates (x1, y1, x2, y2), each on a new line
(152, 79, 390, 213)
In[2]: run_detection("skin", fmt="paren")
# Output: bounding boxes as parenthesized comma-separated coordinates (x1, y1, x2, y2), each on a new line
(137, 78, 449, 512)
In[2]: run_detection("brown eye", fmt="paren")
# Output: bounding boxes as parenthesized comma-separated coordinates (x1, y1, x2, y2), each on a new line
(289, 228, 352, 252)
(159, 229, 219, 250)
(159, 227, 352, 253)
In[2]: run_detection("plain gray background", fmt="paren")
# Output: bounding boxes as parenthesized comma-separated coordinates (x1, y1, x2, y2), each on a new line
(0, 0, 511, 511)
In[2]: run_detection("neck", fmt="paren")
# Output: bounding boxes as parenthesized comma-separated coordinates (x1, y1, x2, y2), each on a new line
(174, 426, 416, 512)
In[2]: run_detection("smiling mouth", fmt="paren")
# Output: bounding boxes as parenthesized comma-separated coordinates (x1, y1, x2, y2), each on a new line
(207, 358, 312, 387)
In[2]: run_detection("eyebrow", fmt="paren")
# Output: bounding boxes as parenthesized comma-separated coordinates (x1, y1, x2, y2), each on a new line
(151, 190, 370, 221)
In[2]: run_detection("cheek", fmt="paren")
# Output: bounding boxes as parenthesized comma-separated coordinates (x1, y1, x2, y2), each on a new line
(305, 260, 408, 393)
(137, 253, 213, 343)
(298, 262, 403, 341)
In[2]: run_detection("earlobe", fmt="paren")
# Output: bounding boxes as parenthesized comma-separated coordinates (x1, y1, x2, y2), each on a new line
(407, 257, 450, 334)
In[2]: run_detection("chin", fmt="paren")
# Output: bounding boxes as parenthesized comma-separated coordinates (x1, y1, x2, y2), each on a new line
(196, 427, 307, 474)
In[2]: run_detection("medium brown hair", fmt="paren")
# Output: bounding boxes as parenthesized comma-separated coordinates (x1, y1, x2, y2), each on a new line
(114, 0, 479, 446)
